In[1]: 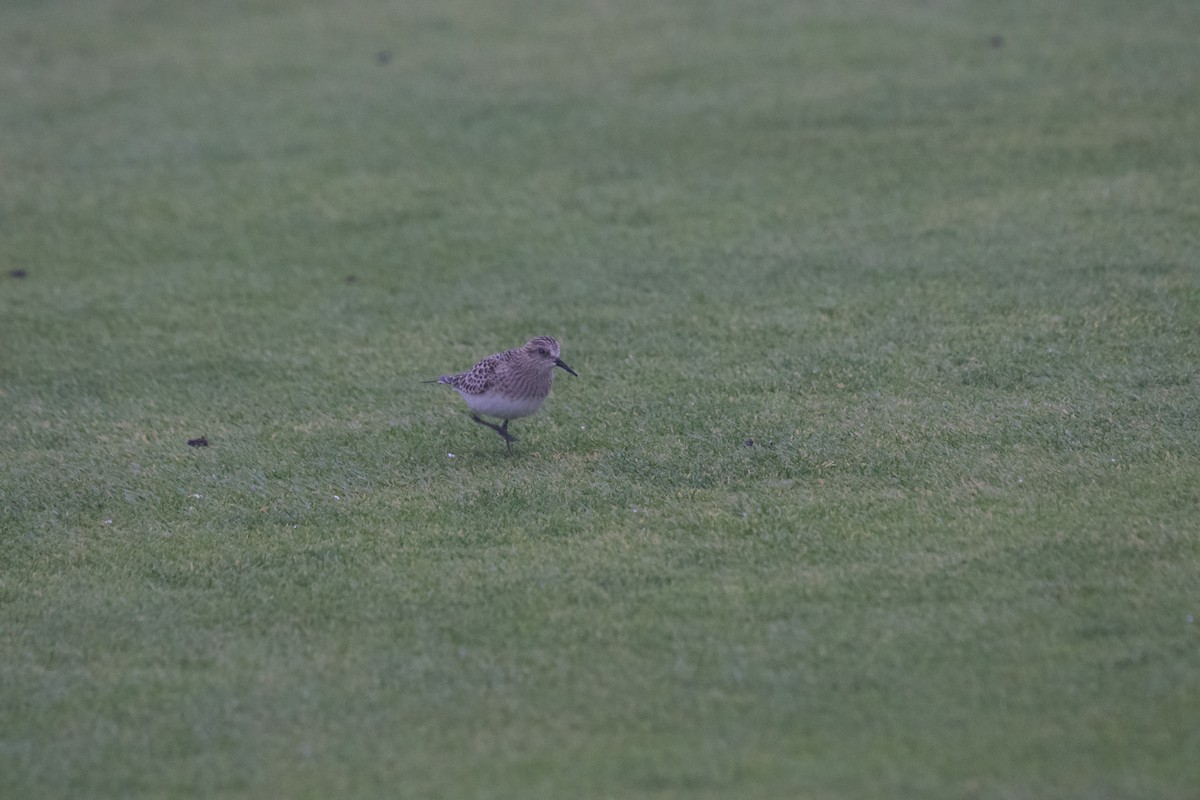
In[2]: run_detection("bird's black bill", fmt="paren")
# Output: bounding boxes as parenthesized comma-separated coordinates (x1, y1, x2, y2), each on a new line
(555, 358, 578, 377)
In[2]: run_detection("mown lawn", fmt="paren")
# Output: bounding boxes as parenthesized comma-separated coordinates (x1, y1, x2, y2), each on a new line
(2, 1, 1198, 798)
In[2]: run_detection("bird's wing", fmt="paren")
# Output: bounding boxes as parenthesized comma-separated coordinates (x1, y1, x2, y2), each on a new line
(451, 354, 502, 395)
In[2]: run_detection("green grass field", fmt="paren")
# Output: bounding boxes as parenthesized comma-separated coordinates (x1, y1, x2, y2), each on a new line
(2, 1, 1198, 797)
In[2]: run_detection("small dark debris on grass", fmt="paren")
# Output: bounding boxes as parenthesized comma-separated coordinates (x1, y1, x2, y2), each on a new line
(743, 438, 755, 447)
(187, 437, 209, 447)
(989, 35, 1004, 48)
(376, 50, 392, 65)
(9, 269, 27, 279)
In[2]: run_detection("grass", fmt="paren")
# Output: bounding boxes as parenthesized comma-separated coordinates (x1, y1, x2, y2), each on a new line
(2, 0, 1199, 797)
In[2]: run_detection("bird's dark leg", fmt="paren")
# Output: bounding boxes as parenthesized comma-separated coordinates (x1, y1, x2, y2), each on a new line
(471, 414, 518, 447)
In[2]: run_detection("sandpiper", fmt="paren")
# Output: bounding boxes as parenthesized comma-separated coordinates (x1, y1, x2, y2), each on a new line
(428, 336, 577, 447)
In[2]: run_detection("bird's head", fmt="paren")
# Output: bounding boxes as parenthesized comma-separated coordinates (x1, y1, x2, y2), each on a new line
(525, 336, 577, 376)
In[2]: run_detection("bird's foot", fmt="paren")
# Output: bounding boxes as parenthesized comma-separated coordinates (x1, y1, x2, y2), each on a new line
(471, 414, 519, 446)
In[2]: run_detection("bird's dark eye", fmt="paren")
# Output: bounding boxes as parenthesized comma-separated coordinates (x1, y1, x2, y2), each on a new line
(537, 348, 548, 355)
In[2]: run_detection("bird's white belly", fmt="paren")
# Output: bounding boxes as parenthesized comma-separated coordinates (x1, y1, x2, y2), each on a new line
(461, 391, 546, 420)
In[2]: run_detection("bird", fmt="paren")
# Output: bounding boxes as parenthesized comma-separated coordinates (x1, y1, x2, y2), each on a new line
(427, 336, 577, 448)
